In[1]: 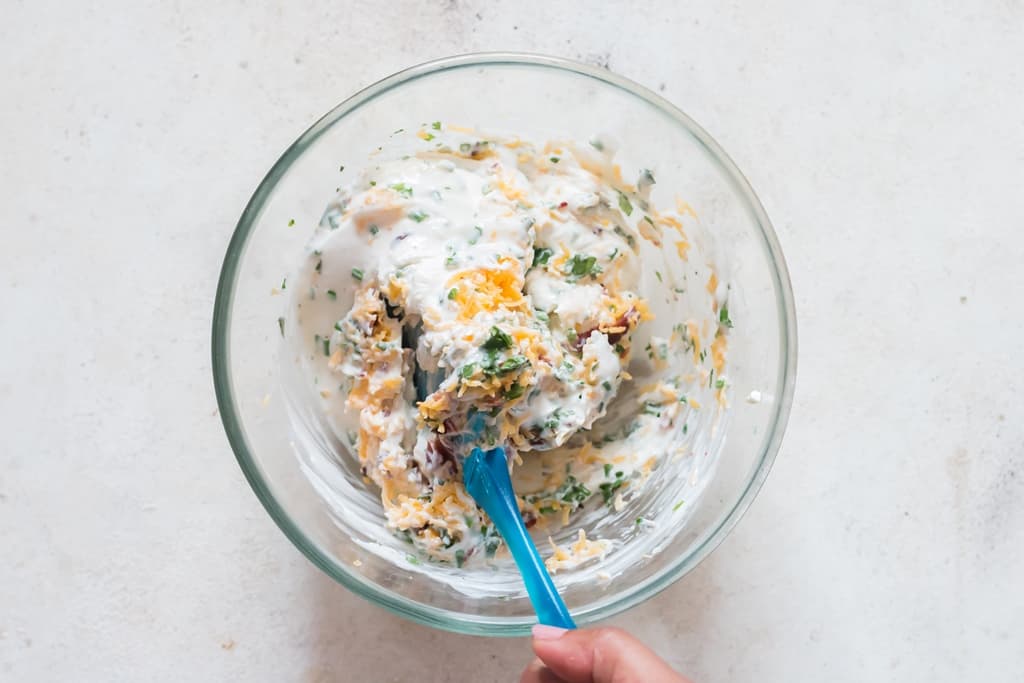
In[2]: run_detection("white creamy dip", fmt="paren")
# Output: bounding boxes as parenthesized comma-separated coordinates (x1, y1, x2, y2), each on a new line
(284, 124, 730, 571)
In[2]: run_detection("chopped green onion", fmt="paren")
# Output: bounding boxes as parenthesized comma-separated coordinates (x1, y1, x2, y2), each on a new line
(617, 192, 633, 216)
(447, 287, 458, 300)
(482, 326, 513, 351)
(326, 289, 337, 300)
(389, 182, 413, 198)
(504, 382, 525, 399)
(566, 254, 601, 282)
(720, 304, 733, 328)
(351, 268, 364, 281)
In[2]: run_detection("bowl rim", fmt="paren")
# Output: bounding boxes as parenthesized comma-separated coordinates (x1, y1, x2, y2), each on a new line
(212, 51, 798, 636)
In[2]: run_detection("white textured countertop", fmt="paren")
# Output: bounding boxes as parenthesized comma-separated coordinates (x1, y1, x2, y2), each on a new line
(3, 2, 1022, 681)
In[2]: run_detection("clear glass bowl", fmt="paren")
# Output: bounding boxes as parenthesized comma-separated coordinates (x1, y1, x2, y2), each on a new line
(212, 53, 797, 636)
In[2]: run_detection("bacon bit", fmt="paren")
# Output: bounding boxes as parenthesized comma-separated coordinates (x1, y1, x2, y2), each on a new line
(424, 436, 456, 475)
(558, 201, 568, 209)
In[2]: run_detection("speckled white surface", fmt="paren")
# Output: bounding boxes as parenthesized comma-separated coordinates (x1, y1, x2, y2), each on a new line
(2, 1, 1023, 681)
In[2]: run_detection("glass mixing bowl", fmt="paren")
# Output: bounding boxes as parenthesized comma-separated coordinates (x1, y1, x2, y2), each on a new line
(212, 53, 796, 636)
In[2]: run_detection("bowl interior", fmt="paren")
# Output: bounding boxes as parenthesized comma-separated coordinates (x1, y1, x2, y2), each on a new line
(213, 54, 796, 636)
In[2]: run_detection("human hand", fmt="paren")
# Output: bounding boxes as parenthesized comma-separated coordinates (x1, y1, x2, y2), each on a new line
(519, 625, 693, 683)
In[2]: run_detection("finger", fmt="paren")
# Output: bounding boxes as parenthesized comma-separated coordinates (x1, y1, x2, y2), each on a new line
(519, 656, 567, 683)
(531, 625, 691, 683)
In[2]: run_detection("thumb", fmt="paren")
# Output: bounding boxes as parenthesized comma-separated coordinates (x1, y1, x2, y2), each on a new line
(531, 625, 692, 683)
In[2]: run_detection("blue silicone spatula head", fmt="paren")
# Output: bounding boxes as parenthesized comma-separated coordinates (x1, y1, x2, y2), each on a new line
(463, 443, 576, 629)
(405, 325, 573, 628)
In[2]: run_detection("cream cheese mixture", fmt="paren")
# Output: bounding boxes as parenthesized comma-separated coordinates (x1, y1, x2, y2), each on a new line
(284, 124, 730, 571)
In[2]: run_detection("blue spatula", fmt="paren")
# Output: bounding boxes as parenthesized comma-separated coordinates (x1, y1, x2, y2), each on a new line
(409, 326, 575, 628)
(462, 435, 576, 628)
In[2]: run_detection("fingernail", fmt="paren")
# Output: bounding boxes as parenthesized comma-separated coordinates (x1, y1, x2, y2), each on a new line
(532, 624, 568, 640)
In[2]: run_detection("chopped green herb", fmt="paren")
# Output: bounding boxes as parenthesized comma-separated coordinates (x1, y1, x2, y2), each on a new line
(544, 407, 565, 431)
(638, 168, 656, 187)
(369, 180, 377, 186)
(287, 218, 295, 227)
(602, 380, 612, 391)
(566, 328, 579, 345)
(423, 132, 435, 141)
(322, 338, 330, 356)
(277, 317, 285, 337)
(549, 156, 560, 163)
(719, 304, 733, 328)
(460, 363, 476, 379)
(683, 423, 689, 434)
(482, 326, 513, 351)
(409, 210, 428, 222)
(334, 321, 343, 332)
(406, 554, 420, 565)
(431, 121, 441, 130)
(280, 277, 287, 290)
(533, 247, 553, 266)
(504, 382, 525, 399)
(617, 192, 633, 216)
(655, 270, 663, 282)
(326, 289, 337, 300)
(369, 224, 379, 236)
(566, 254, 602, 281)
(338, 165, 345, 172)
(599, 478, 625, 505)
(315, 259, 322, 273)
(673, 500, 685, 512)
(609, 248, 619, 261)
(351, 268, 364, 281)
(389, 182, 413, 198)
(715, 378, 726, 389)
(614, 343, 625, 355)
(459, 142, 471, 153)
(556, 475, 591, 505)
(447, 287, 458, 300)
(603, 463, 613, 477)
(589, 138, 605, 151)
(469, 225, 483, 245)
(538, 506, 555, 515)
(534, 309, 550, 323)
(454, 549, 465, 567)
(496, 356, 528, 375)
(636, 517, 644, 526)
